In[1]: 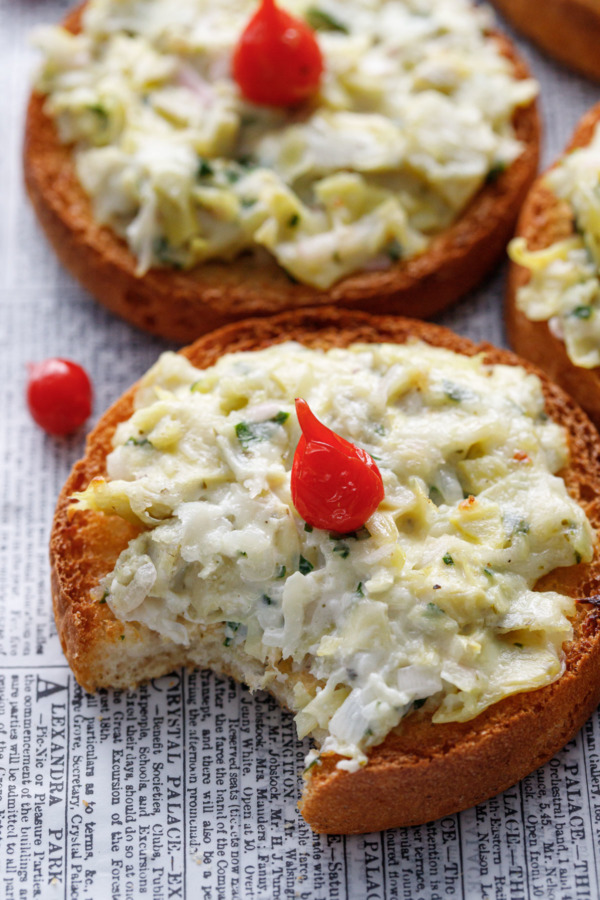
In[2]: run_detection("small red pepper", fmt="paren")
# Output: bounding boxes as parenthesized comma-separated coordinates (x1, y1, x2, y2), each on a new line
(291, 398, 384, 532)
(232, 0, 323, 107)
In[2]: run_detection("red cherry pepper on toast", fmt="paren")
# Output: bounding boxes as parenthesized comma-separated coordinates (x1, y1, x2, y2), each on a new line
(291, 398, 384, 532)
(233, 0, 323, 107)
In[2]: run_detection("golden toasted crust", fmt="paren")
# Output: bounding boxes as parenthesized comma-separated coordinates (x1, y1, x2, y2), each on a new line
(24, 6, 540, 343)
(492, 0, 600, 82)
(506, 103, 600, 430)
(51, 307, 600, 833)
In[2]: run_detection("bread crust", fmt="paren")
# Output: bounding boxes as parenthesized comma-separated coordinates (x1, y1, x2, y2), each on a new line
(51, 306, 600, 833)
(24, 6, 540, 343)
(506, 103, 600, 430)
(492, 0, 600, 82)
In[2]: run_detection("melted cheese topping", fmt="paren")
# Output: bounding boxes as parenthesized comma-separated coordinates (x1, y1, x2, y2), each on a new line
(34, 0, 536, 288)
(74, 343, 593, 771)
(510, 121, 600, 368)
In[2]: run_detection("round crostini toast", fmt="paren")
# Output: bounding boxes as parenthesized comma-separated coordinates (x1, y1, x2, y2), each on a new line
(507, 103, 600, 430)
(51, 307, 600, 834)
(492, 0, 600, 83)
(25, 0, 540, 343)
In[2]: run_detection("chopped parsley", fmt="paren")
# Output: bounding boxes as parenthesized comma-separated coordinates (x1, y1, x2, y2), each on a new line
(442, 553, 454, 566)
(304, 6, 349, 32)
(355, 582, 364, 597)
(223, 622, 241, 646)
(425, 602, 444, 616)
(99, 590, 109, 604)
(197, 158, 214, 178)
(261, 594, 273, 606)
(485, 161, 507, 184)
(125, 436, 153, 448)
(384, 238, 402, 262)
(299, 556, 314, 575)
(304, 523, 314, 533)
(152, 237, 183, 269)
(87, 103, 109, 125)
(428, 485, 443, 506)
(332, 541, 350, 559)
(235, 411, 289, 449)
(276, 565, 287, 579)
(443, 380, 472, 403)
(483, 566, 494, 579)
(288, 213, 300, 228)
(572, 306, 593, 319)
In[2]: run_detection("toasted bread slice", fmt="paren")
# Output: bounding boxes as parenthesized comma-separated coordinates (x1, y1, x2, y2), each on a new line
(24, 6, 540, 343)
(51, 307, 600, 833)
(506, 104, 600, 429)
(492, 0, 600, 82)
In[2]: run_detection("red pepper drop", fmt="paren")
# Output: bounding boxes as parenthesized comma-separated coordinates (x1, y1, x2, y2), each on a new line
(291, 398, 384, 532)
(232, 0, 323, 107)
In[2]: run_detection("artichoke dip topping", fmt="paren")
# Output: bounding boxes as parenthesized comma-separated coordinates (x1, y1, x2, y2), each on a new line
(510, 121, 600, 368)
(33, 0, 536, 288)
(73, 343, 594, 771)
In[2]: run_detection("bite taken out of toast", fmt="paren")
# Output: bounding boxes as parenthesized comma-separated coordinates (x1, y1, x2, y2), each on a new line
(51, 307, 600, 834)
(25, 1, 540, 343)
(492, 0, 600, 83)
(506, 103, 600, 430)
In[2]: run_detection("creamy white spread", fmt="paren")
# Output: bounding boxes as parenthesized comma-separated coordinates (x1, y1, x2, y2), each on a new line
(34, 0, 536, 288)
(73, 342, 594, 771)
(509, 121, 600, 369)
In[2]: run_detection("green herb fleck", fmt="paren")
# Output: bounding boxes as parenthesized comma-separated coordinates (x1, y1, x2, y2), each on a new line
(356, 582, 364, 597)
(87, 103, 109, 127)
(443, 380, 471, 403)
(304, 523, 314, 533)
(425, 602, 444, 616)
(485, 161, 507, 184)
(240, 197, 257, 209)
(225, 169, 241, 183)
(197, 158, 214, 178)
(303, 756, 322, 773)
(575, 550, 583, 564)
(483, 566, 494, 579)
(514, 520, 530, 535)
(333, 541, 350, 559)
(384, 238, 402, 262)
(126, 436, 153, 448)
(120, 634, 125, 641)
(443, 553, 454, 566)
(235, 411, 289, 449)
(238, 551, 248, 558)
(261, 594, 273, 606)
(572, 306, 593, 319)
(363, 727, 374, 737)
(99, 590, 109, 604)
(288, 213, 300, 228)
(152, 236, 183, 269)
(276, 565, 287, 579)
(429, 485, 443, 506)
(223, 622, 241, 647)
(299, 555, 314, 576)
(305, 6, 349, 32)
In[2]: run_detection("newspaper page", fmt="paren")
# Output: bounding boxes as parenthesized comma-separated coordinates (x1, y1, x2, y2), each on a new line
(2, 1, 600, 897)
